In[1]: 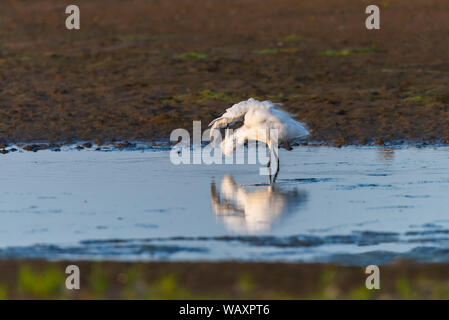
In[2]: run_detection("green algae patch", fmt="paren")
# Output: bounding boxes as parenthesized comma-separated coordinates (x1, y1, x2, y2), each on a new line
(199, 90, 234, 102)
(282, 34, 302, 41)
(402, 96, 433, 104)
(256, 48, 299, 54)
(176, 52, 208, 60)
(118, 34, 156, 42)
(319, 46, 378, 56)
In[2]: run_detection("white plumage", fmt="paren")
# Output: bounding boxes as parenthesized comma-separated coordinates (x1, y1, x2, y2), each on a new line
(209, 98, 309, 183)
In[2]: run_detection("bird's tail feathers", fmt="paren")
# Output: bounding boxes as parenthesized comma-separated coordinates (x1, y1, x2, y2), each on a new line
(292, 121, 311, 139)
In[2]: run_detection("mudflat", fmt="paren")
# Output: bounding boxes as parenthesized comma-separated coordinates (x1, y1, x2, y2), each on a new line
(0, 0, 448, 145)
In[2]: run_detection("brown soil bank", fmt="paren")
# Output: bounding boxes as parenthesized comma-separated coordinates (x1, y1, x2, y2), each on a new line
(1, 260, 449, 299)
(0, 0, 448, 145)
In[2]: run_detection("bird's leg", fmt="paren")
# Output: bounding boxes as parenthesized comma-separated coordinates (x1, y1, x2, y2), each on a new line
(267, 147, 272, 184)
(273, 152, 280, 183)
(267, 139, 279, 185)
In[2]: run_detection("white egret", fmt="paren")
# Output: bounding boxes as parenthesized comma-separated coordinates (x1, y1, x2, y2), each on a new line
(209, 98, 309, 183)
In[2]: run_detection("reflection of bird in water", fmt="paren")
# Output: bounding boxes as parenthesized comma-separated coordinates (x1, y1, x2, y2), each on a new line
(210, 175, 308, 234)
(209, 98, 309, 184)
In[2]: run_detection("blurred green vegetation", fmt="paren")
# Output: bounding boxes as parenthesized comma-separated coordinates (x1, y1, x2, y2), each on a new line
(0, 285, 7, 300)
(18, 266, 65, 299)
(0, 261, 448, 299)
(89, 264, 109, 298)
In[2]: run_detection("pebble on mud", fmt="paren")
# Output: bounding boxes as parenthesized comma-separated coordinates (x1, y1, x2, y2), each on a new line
(23, 144, 48, 152)
(115, 141, 136, 149)
(333, 138, 347, 148)
(62, 139, 73, 145)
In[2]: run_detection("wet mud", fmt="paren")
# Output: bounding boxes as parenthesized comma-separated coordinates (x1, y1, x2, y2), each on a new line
(0, 0, 448, 147)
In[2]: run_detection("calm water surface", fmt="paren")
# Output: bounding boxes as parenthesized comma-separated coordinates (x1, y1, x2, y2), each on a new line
(1, 146, 449, 265)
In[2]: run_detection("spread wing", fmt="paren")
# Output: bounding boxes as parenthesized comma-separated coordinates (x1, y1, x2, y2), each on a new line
(208, 98, 263, 138)
(209, 107, 247, 129)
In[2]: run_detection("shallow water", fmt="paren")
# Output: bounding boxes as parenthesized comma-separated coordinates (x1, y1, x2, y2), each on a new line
(2, 146, 449, 265)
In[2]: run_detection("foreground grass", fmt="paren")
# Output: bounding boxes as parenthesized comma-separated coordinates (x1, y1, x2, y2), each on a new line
(1, 261, 449, 299)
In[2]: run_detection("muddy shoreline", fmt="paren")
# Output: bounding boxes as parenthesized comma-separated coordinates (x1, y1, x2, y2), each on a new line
(0, 0, 448, 146)
(0, 138, 446, 155)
